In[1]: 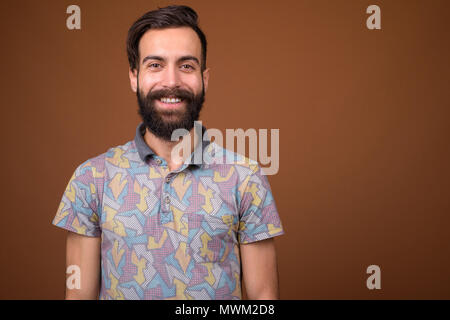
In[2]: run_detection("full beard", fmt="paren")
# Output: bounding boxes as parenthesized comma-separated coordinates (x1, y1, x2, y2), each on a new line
(137, 84, 205, 141)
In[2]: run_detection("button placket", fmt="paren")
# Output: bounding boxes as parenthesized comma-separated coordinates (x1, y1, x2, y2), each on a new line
(160, 170, 172, 225)
(159, 169, 185, 223)
(160, 193, 171, 223)
(162, 186, 171, 213)
(164, 172, 172, 204)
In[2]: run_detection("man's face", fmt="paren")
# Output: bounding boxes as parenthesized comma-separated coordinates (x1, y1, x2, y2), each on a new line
(129, 27, 209, 141)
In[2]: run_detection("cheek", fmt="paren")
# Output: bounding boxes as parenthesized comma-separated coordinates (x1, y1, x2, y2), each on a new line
(181, 74, 203, 93)
(139, 74, 159, 93)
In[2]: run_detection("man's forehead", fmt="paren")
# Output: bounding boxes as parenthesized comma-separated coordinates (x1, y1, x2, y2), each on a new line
(139, 27, 201, 62)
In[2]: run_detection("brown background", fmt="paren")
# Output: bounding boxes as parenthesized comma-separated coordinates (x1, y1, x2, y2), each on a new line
(0, 0, 449, 299)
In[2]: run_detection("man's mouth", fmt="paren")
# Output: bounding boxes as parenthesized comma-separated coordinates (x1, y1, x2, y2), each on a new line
(159, 96, 184, 104)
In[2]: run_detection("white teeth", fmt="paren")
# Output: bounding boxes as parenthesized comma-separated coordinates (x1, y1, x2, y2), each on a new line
(161, 97, 181, 104)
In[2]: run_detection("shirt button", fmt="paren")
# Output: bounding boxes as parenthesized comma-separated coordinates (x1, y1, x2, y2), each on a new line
(156, 159, 162, 165)
(165, 196, 170, 204)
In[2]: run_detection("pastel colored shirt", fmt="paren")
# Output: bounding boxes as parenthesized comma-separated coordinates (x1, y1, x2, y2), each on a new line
(52, 123, 284, 300)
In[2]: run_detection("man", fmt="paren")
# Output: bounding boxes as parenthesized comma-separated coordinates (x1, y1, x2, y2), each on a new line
(53, 5, 284, 300)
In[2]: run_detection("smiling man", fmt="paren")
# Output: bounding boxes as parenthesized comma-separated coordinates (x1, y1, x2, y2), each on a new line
(53, 5, 284, 300)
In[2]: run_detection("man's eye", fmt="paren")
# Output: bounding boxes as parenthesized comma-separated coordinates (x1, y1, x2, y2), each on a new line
(181, 64, 194, 70)
(149, 63, 161, 68)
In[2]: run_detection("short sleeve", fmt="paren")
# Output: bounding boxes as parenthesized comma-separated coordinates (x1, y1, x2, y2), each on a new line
(238, 164, 284, 244)
(52, 161, 101, 237)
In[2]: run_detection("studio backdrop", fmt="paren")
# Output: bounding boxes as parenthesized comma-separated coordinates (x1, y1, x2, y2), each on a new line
(0, 0, 449, 299)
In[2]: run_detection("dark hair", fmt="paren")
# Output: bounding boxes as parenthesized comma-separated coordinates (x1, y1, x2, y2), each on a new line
(126, 5, 207, 72)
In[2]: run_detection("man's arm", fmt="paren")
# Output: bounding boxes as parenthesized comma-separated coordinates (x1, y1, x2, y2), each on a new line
(65, 231, 101, 300)
(240, 238, 280, 299)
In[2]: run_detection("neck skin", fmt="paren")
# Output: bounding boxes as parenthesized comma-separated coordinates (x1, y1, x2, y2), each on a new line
(143, 126, 199, 171)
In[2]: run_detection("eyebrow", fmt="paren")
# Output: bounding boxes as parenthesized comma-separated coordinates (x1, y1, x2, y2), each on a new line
(142, 55, 200, 66)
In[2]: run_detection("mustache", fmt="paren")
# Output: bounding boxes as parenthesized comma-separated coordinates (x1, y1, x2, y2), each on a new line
(147, 87, 195, 101)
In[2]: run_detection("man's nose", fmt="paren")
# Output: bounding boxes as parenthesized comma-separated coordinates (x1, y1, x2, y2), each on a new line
(160, 65, 181, 88)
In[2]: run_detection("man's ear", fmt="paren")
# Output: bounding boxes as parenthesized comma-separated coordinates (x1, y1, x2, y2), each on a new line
(202, 67, 210, 93)
(129, 68, 138, 93)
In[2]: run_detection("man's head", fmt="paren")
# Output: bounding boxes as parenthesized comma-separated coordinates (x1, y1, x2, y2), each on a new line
(126, 5, 209, 141)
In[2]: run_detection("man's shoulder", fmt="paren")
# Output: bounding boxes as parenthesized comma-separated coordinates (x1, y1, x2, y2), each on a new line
(74, 140, 137, 177)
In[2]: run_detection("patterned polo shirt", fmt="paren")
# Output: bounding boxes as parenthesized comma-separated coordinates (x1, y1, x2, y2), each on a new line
(52, 123, 284, 300)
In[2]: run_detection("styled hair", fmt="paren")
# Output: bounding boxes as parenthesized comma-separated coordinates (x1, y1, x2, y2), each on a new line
(126, 5, 207, 72)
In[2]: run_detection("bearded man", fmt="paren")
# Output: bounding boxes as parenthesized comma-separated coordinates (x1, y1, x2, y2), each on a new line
(53, 5, 284, 300)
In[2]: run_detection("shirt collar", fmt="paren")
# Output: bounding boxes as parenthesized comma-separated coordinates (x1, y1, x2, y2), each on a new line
(134, 122, 211, 167)
(134, 123, 155, 162)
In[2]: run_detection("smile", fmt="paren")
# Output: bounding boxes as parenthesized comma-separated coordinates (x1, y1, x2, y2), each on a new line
(159, 97, 183, 104)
